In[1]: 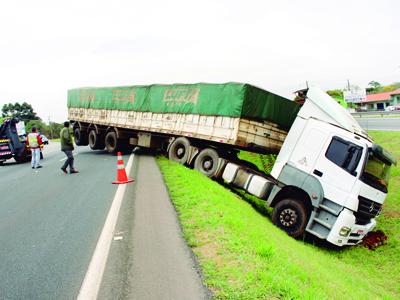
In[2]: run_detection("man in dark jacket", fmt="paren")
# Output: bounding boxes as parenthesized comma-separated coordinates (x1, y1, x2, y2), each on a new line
(60, 121, 78, 174)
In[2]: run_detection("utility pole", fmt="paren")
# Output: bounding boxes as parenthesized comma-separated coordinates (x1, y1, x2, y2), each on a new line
(48, 115, 53, 139)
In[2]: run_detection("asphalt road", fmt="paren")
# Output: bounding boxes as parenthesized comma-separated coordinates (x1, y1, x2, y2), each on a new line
(355, 117, 400, 131)
(0, 143, 208, 299)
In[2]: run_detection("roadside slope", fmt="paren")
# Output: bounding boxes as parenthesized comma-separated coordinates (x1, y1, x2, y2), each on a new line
(157, 131, 400, 299)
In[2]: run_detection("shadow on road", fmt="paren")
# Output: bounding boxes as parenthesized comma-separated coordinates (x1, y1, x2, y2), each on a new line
(0, 160, 22, 167)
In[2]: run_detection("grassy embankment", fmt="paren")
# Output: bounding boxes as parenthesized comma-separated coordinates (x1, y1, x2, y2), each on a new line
(157, 131, 400, 299)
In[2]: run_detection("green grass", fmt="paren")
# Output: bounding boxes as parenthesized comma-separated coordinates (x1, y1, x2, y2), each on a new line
(237, 152, 276, 174)
(157, 131, 400, 299)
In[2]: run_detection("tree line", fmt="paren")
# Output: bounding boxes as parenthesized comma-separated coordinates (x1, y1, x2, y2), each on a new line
(326, 81, 400, 99)
(1, 102, 63, 139)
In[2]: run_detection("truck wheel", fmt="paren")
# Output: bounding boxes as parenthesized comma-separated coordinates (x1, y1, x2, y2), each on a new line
(194, 148, 219, 177)
(272, 199, 308, 238)
(14, 153, 28, 163)
(88, 130, 105, 150)
(105, 131, 118, 154)
(74, 128, 89, 146)
(168, 137, 190, 164)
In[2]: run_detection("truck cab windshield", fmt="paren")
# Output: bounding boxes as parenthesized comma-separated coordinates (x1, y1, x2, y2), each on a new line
(361, 151, 392, 193)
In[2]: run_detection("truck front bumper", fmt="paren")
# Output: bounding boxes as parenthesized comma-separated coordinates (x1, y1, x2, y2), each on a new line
(326, 208, 376, 247)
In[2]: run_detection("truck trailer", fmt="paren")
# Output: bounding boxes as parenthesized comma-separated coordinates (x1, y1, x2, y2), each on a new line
(67, 83, 396, 246)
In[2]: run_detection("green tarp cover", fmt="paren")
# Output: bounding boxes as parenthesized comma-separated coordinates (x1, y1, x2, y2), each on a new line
(68, 83, 301, 130)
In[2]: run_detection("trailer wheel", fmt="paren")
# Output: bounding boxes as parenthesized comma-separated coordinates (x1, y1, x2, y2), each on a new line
(105, 131, 118, 154)
(272, 198, 308, 238)
(194, 148, 220, 177)
(88, 130, 105, 150)
(168, 137, 190, 164)
(74, 128, 89, 146)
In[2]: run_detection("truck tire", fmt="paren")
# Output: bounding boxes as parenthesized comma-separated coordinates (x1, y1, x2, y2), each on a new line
(168, 137, 190, 164)
(14, 153, 29, 163)
(194, 148, 220, 177)
(272, 198, 308, 238)
(74, 128, 89, 146)
(88, 130, 105, 150)
(105, 131, 118, 154)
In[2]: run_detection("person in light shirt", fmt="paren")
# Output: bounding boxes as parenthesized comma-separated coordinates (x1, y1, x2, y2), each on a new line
(26, 127, 43, 169)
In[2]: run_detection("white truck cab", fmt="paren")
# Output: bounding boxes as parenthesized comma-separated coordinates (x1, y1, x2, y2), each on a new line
(223, 87, 396, 246)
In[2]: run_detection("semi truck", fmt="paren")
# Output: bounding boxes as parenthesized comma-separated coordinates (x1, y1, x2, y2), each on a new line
(67, 83, 396, 247)
(0, 118, 30, 164)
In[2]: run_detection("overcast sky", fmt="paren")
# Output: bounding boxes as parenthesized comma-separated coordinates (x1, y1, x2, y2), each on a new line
(0, 0, 399, 122)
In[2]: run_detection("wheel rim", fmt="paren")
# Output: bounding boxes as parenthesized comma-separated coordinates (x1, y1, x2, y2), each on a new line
(74, 130, 80, 141)
(106, 134, 116, 149)
(202, 157, 213, 171)
(109, 137, 115, 148)
(89, 133, 95, 146)
(176, 146, 185, 158)
(279, 208, 298, 227)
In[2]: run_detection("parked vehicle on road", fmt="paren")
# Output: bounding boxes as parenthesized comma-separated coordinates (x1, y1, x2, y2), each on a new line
(39, 134, 49, 145)
(385, 104, 400, 112)
(68, 83, 396, 247)
(0, 118, 31, 164)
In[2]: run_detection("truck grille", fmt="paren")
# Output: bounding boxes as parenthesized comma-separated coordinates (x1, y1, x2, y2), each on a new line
(356, 196, 382, 220)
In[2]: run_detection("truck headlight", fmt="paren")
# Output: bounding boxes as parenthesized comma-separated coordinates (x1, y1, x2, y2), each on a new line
(339, 226, 351, 237)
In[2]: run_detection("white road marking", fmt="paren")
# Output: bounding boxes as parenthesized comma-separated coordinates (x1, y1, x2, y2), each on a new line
(77, 153, 135, 300)
(59, 152, 79, 161)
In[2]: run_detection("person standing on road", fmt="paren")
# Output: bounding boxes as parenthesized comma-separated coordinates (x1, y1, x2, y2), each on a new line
(26, 127, 43, 169)
(60, 121, 78, 174)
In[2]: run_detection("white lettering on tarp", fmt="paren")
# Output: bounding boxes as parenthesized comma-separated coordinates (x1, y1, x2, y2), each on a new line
(163, 88, 200, 107)
(112, 90, 135, 103)
(80, 90, 96, 102)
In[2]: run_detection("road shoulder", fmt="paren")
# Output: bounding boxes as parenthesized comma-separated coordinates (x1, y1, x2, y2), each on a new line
(99, 153, 210, 300)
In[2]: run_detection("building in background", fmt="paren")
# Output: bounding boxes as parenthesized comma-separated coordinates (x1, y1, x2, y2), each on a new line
(356, 90, 400, 111)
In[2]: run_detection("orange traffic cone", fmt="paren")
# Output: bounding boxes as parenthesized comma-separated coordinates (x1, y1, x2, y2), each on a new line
(112, 152, 134, 184)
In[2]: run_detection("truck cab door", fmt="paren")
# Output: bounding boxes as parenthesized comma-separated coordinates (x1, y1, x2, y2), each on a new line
(313, 135, 364, 207)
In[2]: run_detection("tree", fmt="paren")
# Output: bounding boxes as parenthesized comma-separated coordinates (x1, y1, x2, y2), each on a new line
(366, 81, 400, 94)
(1, 102, 40, 122)
(26, 119, 47, 134)
(47, 122, 63, 139)
(326, 89, 343, 99)
(368, 81, 381, 91)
